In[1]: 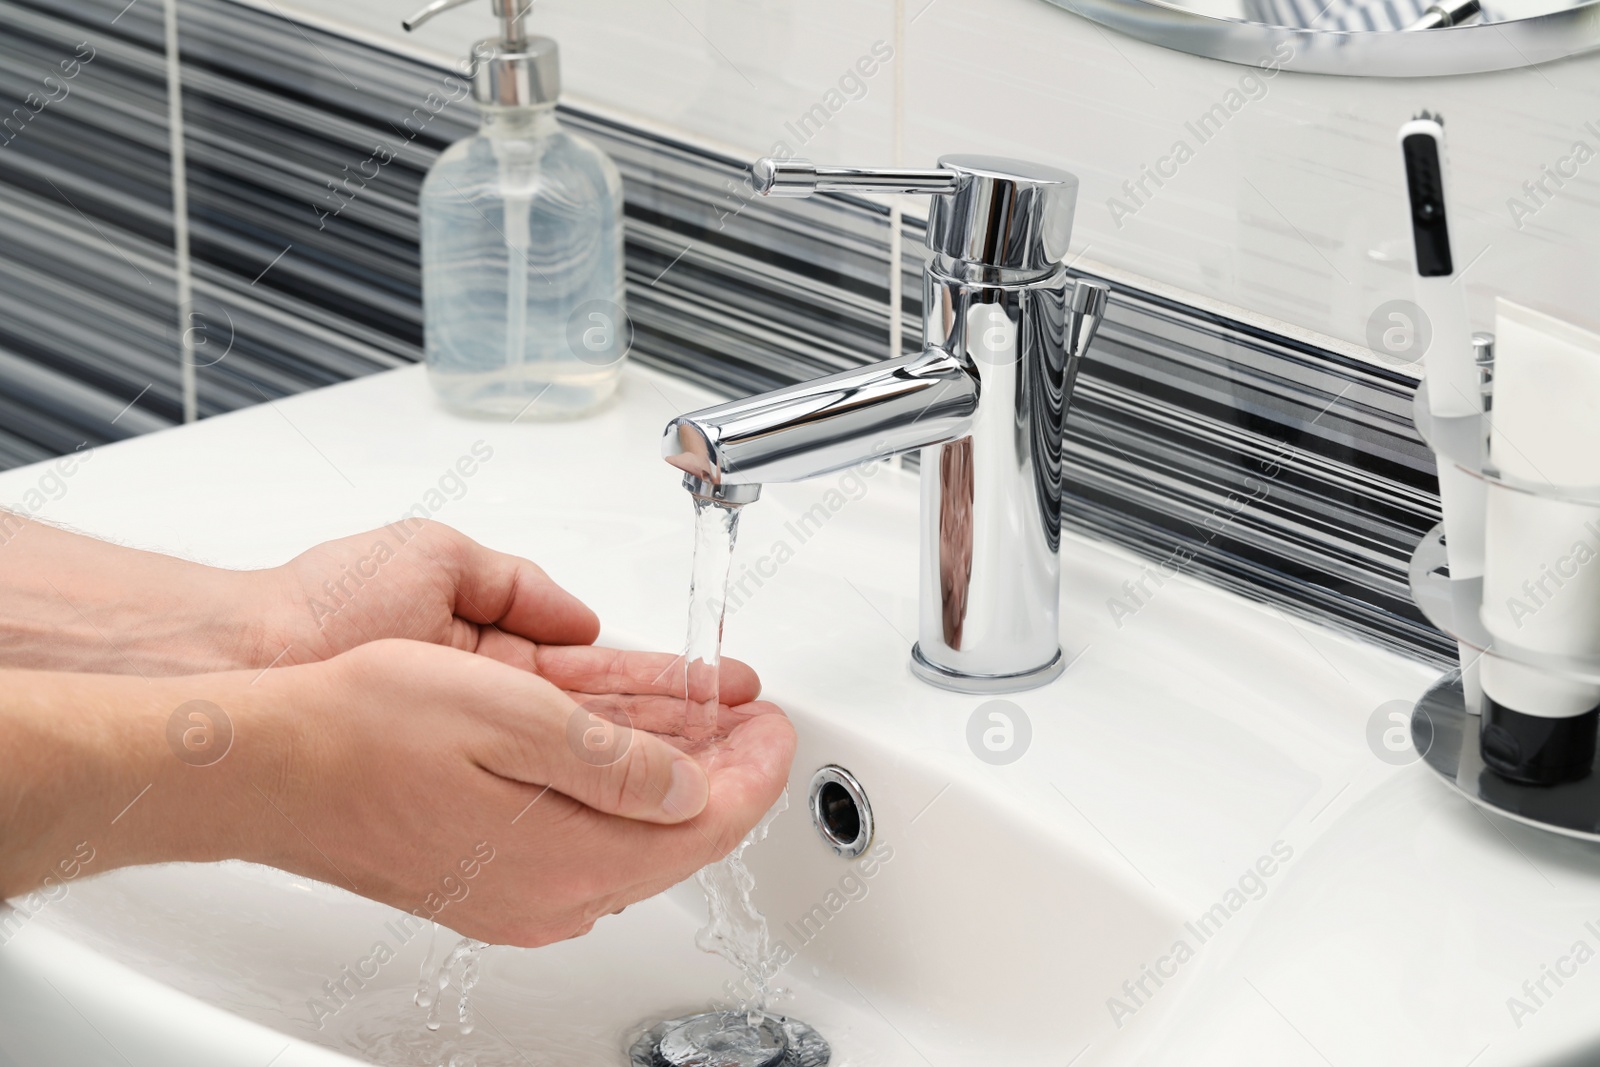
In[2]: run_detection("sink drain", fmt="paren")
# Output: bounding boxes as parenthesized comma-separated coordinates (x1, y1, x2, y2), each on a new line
(629, 1010, 830, 1067)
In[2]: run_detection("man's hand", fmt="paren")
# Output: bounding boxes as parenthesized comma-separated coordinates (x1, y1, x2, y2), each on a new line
(0, 517, 799, 949)
(257, 641, 794, 945)
(0, 640, 797, 948)
(261, 520, 601, 671)
(0, 516, 602, 676)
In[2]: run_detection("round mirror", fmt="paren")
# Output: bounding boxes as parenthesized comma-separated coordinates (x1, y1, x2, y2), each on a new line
(1041, 0, 1600, 74)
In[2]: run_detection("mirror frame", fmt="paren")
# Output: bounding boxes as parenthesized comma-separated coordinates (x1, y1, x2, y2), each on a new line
(1041, 0, 1600, 75)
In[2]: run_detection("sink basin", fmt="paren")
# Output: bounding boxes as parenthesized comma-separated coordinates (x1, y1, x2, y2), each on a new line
(10, 705, 1175, 1067)
(4, 364, 1600, 1067)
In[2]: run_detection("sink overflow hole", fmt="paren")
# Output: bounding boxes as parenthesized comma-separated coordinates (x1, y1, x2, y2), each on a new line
(807, 766, 873, 858)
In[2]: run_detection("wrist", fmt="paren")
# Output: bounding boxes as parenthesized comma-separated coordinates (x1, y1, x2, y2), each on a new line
(181, 563, 285, 673)
(0, 664, 309, 898)
(101, 560, 283, 675)
(125, 664, 311, 870)
(0, 517, 281, 675)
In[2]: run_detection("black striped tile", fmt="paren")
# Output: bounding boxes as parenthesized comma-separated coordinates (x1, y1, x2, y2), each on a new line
(0, 0, 178, 465)
(0, 0, 1447, 667)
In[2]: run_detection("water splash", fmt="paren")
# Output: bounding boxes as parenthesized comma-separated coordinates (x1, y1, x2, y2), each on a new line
(457, 941, 482, 1035)
(694, 790, 790, 1013)
(415, 930, 484, 1038)
(415, 923, 440, 1011)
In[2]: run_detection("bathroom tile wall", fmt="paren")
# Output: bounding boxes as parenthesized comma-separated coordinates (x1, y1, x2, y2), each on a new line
(180, 0, 438, 413)
(0, 0, 901, 437)
(173, 0, 901, 409)
(303, 0, 1600, 348)
(0, 0, 176, 467)
(0, 0, 1474, 665)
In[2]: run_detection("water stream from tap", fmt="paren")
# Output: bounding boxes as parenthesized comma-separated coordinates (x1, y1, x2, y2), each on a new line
(683, 494, 740, 745)
(682, 492, 790, 1019)
(695, 789, 789, 1016)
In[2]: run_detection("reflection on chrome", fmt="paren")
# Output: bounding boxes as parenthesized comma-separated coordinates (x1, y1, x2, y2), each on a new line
(664, 155, 1109, 694)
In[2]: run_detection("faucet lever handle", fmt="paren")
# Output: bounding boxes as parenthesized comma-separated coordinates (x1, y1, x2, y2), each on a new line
(756, 154, 1081, 273)
(752, 159, 959, 198)
(1069, 278, 1111, 361)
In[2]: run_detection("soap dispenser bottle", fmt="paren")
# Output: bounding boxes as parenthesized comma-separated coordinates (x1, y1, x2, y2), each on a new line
(404, 0, 626, 418)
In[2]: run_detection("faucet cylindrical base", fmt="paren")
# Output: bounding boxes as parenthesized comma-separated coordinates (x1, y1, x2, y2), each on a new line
(909, 643, 1066, 694)
(913, 264, 1071, 687)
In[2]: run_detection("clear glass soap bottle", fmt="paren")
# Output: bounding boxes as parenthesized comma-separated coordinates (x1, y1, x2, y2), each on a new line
(406, 0, 626, 419)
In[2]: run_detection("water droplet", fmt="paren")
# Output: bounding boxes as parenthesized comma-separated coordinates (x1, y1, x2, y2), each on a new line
(458, 940, 483, 1034)
(415, 922, 441, 1008)
(416, 935, 485, 1037)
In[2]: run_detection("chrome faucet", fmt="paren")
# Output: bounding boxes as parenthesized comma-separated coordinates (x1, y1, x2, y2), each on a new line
(662, 156, 1109, 694)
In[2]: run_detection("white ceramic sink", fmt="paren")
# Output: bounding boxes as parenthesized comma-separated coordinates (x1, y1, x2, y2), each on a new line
(5, 365, 1600, 1067)
(6, 708, 1175, 1067)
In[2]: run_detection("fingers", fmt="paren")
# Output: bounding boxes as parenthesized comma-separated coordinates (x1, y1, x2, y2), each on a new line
(420, 524, 601, 646)
(532, 646, 762, 707)
(467, 624, 540, 671)
(561, 691, 773, 742)
(625, 701, 795, 859)
(518, 701, 795, 945)
(472, 671, 712, 826)
(693, 703, 796, 820)
(575, 702, 798, 905)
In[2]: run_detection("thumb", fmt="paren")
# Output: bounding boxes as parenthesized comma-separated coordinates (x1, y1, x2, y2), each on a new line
(480, 683, 710, 825)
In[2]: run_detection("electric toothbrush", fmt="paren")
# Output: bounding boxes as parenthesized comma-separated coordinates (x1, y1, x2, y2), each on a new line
(1399, 112, 1487, 714)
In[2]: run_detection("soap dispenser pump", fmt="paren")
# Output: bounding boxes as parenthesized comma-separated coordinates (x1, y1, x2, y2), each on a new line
(404, 0, 627, 419)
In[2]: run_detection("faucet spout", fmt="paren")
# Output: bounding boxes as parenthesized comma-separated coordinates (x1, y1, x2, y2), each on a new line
(661, 347, 979, 487)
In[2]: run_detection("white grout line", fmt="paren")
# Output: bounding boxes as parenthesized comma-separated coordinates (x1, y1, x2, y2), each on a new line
(889, 0, 906, 361)
(163, 0, 197, 423)
(888, 205, 903, 360)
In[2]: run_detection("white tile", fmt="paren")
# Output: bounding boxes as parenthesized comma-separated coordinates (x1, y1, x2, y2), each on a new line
(268, 0, 896, 164)
(269, 0, 1600, 350)
(904, 0, 1600, 349)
